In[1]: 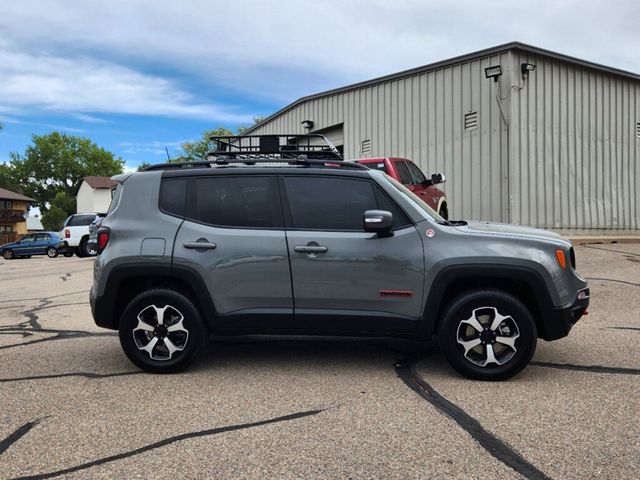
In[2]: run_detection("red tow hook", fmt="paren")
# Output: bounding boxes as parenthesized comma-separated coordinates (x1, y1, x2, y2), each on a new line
(583, 309, 589, 316)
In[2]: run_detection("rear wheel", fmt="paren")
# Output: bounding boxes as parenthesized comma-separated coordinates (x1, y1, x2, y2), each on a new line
(47, 247, 58, 258)
(438, 289, 537, 381)
(119, 289, 208, 373)
(80, 237, 96, 257)
(3, 249, 14, 260)
(63, 252, 74, 258)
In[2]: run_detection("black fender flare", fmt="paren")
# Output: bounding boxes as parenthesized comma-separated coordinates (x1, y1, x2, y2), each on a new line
(420, 262, 557, 339)
(92, 262, 216, 330)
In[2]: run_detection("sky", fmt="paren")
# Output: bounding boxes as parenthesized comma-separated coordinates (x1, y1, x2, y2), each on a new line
(0, 0, 639, 171)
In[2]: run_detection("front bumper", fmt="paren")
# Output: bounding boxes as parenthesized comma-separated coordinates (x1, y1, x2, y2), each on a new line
(542, 287, 590, 341)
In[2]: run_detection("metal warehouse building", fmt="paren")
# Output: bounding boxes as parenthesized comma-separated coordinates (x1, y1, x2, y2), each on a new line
(245, 42, 640, 233)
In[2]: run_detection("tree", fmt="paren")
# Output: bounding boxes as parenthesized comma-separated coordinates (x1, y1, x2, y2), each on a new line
(137, 162, 151, 171)
(41, 191, 76, 231)
(0, 163, 23, 193)
(175, 116, 266, 162)
(9, 132, 124, 211)
(175, 127, 233, 162)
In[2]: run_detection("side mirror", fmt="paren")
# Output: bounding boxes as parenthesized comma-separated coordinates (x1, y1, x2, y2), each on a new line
(423, 173, 446, 186)
(364, 210, 393, 237)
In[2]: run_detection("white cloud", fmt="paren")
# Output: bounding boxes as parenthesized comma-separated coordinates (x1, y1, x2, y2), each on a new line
(0, 47, 253, 123)
(0, 0, 638, 117)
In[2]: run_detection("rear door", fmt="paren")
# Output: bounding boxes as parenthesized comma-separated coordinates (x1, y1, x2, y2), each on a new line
(281, 174, 425, 333)
(172, 174, 293, 330)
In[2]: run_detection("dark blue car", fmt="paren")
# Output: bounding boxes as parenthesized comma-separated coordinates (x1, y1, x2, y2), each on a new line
(0, 232, 63, 260)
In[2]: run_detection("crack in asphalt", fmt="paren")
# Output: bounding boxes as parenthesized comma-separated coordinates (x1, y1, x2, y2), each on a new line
(583, 245, 640, 257)
(0, 371, 142, 383)
(585, 277, 640, 288)
(8, 408, 326, 480)
(605, 326, 640, 331)
(0, 331, 116, 351)
(395, 355, 551, 480)
(0, 290, 89, 304)
(530, 361, 640, 375)
(0, 418, 47, 456)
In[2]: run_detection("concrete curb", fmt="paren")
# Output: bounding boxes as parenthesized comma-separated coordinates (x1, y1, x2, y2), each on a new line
(568, 236, 640, 246)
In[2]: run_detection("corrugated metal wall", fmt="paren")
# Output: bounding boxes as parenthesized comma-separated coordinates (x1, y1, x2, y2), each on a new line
(250, 52, 512, 222)
(509, 52, 640, 231)
(250, 49, 640, 231)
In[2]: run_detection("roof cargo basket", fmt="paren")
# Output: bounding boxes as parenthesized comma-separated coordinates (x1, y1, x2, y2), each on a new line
(209, 134, 343, 161)
(142, 134, 368, 171)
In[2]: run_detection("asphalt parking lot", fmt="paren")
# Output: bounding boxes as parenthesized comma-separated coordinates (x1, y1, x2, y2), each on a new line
(0, 244, 638, 479)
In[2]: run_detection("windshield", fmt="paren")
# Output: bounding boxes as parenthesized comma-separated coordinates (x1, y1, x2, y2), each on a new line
(383, 174, 445, 222)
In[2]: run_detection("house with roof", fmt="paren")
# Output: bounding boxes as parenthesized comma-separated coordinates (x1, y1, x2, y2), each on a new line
(0, 187, 36, 244)
(76, 176, 117, 214)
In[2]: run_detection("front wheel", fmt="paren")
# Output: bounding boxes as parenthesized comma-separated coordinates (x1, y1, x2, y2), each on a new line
(3, 249, 14, 260)
(438, 289, 537, 381)
(119, 289, 208, 373)
(47, 247, 58, 258)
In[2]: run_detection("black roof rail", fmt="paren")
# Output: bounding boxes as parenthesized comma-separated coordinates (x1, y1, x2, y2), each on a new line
(143, 157, 367, 172)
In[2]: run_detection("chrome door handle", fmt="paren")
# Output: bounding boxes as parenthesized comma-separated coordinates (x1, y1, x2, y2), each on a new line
(294, 245, 328, 254)
(183, 241, 217, 250)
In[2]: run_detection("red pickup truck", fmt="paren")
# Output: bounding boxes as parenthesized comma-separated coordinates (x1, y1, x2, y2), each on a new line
(355, 157, 448, 219)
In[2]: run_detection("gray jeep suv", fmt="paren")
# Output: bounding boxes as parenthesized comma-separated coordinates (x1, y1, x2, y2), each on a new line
(90, 134, 589, 380)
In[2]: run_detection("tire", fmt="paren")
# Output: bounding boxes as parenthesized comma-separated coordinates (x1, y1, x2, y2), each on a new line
(63, 252, 74, 258)
(438, 289, 537, 381)
(75, 246, 85, 258)
(3, 249, 14, 260)
(439, 203, 448, 220)
(119, 288, 208, 373)
(79, 238, 96, 257)
(82, 237, 97, 257)
(47, 247, 58, 258)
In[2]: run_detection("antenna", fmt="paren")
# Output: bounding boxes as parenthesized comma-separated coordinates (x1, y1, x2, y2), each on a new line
(164, 146, 171, 161)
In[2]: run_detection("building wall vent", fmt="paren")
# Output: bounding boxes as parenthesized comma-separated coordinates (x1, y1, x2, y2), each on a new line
(361, 139, 371, 155)
(464, 111, 478, 131)
(636, 122, 640, 139)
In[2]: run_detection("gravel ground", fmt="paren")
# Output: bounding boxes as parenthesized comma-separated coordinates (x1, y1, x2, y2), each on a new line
(0, 244, 638, 479)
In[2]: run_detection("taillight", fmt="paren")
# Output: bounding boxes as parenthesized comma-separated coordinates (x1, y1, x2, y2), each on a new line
(97, 227, 110, 254)
(64, 229, 70, 238)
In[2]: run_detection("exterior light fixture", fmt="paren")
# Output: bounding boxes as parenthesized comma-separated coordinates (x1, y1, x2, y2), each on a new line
(301, 120, 314, 129)
(521, 63, 536, 77)
(484, 65, 503, 82)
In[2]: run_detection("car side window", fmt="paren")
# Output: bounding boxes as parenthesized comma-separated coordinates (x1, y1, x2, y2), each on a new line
(394, 161, 413, 185)
(283, 176, 410, 231)
(37, 234, 51, 241)
(406, 162, 426, 184)
(186, 176, 283, 229)
(21, 235, 35, 242)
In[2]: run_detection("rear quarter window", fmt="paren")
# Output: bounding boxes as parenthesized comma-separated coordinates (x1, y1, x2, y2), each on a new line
(159, 178, 187, 217)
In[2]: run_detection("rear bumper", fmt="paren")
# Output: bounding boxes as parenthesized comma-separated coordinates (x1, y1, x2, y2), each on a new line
(541, 288, 590, 341)
(90, 284, 117, 330)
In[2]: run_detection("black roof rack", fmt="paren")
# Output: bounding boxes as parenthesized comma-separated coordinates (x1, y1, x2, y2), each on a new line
(143, 134, 368, 171)
(208, 134, 342, 160)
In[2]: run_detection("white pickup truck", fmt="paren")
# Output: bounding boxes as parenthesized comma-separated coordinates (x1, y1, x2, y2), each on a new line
(58, 213, 99, 257)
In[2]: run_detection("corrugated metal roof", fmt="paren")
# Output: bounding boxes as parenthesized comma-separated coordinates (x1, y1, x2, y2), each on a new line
(0, 187, 35, 202)
(243, 41, 640, 135)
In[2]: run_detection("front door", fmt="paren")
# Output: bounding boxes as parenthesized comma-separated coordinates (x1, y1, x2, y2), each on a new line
(280, 175, 425, 333)
(173, 175, 293, 330)
(15, 234, 36, 255)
